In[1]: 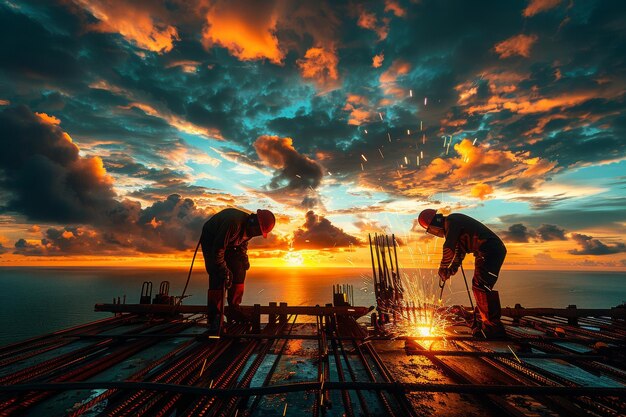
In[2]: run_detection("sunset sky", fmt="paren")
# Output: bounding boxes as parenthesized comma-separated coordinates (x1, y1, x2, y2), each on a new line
(0, 0, 625, 269)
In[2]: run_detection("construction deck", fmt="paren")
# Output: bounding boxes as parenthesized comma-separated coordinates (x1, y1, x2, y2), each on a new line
(1, 297, 625, 417)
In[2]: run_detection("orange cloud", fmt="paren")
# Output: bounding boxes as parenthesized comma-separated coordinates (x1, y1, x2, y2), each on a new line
(523, 0, 561, 17)
(202, 0, 284, 64)
(379, 59, 411, 97)
(373, 139, 557, 198)
(470, 183, 494, 200)
(75, 0, 179, 53)
(468, 91, 598, 115)
(35, 112, 61, 125)
(297, 46, 339, 89)
(166, 60, 201, 73)
(372, 52, 384, 68)
(494, 34, 538, 58)
(357, 9, 389, 41)
(384, 0, 407, 17)
(343, 94, 373, 125)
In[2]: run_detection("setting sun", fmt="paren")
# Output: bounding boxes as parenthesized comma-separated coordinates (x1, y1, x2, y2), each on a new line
(283, 250, 304, 267)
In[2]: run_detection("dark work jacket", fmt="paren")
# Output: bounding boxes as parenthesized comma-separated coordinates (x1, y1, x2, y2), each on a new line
(200, 208, 250, 277)
(440, 213, 505, 268)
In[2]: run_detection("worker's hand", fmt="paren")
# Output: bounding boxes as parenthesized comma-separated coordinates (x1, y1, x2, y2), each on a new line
(448, 263, 459, 276)
(242, 256, 250, 271)
(438, 266, 450, 282)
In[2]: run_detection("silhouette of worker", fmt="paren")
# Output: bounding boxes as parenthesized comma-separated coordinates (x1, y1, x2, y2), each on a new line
(200, 208, 275, 332)
(417, 209, 507, 339)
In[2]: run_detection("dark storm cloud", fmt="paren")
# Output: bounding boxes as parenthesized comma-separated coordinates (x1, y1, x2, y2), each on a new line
(0, 106, 118, 223)
(12, 194, 215, 256)
(502, 223, 535, 243)
(254, 135, 324, 191)
(293, 211, 361, 249)
(536, 224, 567, 241)
(500, 207, 626, 231)
(569, 233, 626, 256)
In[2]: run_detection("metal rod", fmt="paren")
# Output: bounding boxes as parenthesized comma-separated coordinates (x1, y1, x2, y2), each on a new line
(460, 264, 474, 310)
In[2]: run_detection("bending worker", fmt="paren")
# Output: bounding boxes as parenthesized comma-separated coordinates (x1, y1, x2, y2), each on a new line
(200, 208, 275, 332)
(417, 209, 507, 339)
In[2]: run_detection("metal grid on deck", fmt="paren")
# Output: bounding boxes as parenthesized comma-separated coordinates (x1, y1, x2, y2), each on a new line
(0, 298, 625, 417)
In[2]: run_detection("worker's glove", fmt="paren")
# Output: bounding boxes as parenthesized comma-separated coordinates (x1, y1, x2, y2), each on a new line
(242, 256, 250, 271)
(448, 263, 460, 276)
(438, 266, 450, 282)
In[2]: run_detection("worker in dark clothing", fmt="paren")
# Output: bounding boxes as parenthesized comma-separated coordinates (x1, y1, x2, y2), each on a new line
(417, 209, 507, 339)
(200, 208, 276, 332)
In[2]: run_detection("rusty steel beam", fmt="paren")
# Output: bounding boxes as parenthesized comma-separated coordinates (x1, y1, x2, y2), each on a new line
(2, 381, 625, 398)
(94, 303, 374, 317)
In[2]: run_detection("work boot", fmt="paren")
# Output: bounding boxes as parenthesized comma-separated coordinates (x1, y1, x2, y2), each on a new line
(207, 289, 224, 334)
(227, 284, 245, 307)
(472, 287, 507, 340)
(226, 284, 249, 322)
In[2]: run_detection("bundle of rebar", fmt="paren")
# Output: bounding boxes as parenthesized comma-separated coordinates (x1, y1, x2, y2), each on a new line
(369, 233, 403, 323)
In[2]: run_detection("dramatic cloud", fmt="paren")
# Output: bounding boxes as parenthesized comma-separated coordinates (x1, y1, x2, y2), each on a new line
(254, 135, 324, 191)
(372, 53, 384, 68)
(297, 46, 339, 89)
(357, 8, 389, 41)
(569, 233, 626, 256)
(503, 223, 535, 243)
(523, 0, 561, 17)
(75, 0, 179, 53)
(293, 211, 361, 249)
(384, 0, 406, 17)
(536, 224, 567, 241)
(470, 183, 494, 200)
(0, 106, 117, 223)
(202, 0, 284, 64)
(494, 34, 538, 58)
(12, 194, 214, 256)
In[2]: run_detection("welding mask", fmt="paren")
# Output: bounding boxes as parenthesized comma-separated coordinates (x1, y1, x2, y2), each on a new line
(426, 214, 445, 238)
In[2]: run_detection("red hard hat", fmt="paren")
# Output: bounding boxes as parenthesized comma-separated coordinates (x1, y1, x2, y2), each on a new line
(418, 209, 437, 229)
(257, 209, 275, 238)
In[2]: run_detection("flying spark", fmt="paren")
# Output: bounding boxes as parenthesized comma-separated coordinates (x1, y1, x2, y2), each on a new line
(409, 89, 413, 97)
(387, 132, 392, 142)
(361, 154, 368, 162)
(378, 148, 384, 159)
(379, 112, 383, 121)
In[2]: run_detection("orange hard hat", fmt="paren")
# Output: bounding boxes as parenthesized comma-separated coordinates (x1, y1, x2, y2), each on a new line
(256, 209, 275, 238)
(418, 209, 437, 229)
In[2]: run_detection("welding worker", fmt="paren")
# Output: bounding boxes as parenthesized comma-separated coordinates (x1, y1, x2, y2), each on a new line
(417, 209, 507, 339)
(200, 208, 276, 332)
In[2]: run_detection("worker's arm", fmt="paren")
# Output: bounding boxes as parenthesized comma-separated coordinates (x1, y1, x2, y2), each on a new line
(440, 218, 461, 269)
(449, 246, 466, 275)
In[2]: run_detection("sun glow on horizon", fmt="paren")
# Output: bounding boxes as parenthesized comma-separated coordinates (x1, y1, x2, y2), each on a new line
(282, 250, 304, 267)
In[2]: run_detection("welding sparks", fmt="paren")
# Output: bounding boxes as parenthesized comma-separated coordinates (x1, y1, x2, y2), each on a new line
(472, 138, 478, 145)
(407, 129, 411, 135)
(360, 163, 364, 171)
(364, 129, 368, 134)
(378, 148, 384, 159)
(424, 97, 428, 106)
(379, 112, 383, 121)
(387, 132, 392, 142)
(409, 89, 413, 97)
(420, 150, 423, 159)
(361, 154, 368, 162)
(508, 345, 522, 363)
(420, 121, 423, 131)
